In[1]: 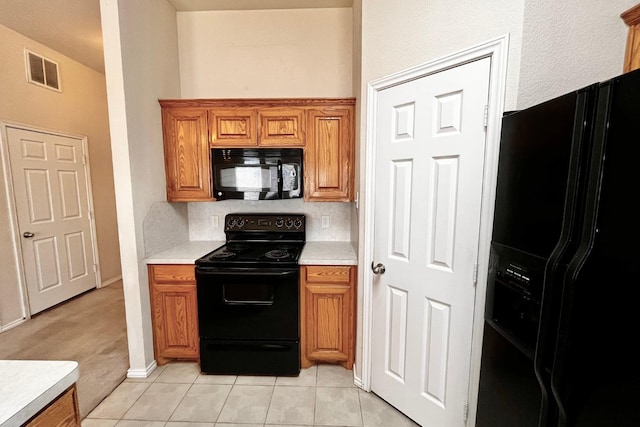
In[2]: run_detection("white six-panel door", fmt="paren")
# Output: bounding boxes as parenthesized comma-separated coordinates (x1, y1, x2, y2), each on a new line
(7, 127, 97, 315)
(371, 57, 491, 426)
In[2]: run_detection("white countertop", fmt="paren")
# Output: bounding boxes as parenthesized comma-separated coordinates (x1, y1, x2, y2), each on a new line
(144, 240, 225, 264)
(0, 360, 79, 427)
(144, 240, 357, 265)
(299, 241, 357, 265)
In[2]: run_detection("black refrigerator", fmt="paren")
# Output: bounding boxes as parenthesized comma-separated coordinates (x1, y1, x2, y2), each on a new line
(476, 68, 640, 427)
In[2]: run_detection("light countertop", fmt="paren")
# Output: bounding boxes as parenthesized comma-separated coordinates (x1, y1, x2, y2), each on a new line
(298, 241, 357, 265)
(0, 360, 79, 427)
(144, 240, 357, 266)
(144, 241, 225, 264)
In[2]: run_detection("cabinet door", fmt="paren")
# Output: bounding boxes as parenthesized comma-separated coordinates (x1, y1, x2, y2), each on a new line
(209, 108, 257, 146)
(305, 108, 354, 201)
(161, 107, 212, 201)
(149, 265, 199, 364)
(301, 265, 356, 369)
(258, 108, 305, 146)
(622, 3, 640, 72)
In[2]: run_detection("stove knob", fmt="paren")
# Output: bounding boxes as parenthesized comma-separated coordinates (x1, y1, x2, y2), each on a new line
(285, 218, 293, 228)
(227, 218, 236, 228)
(275, 218, 284, 228)
(294, 219, 303, 229)
(237, 219, 245, 228)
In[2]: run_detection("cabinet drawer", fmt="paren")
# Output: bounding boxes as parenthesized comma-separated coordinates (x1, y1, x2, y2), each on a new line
(304, 266, 351, 284)
(149, 264, 196, 284)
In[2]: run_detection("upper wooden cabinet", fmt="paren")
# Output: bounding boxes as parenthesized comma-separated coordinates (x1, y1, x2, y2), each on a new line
(258, 108, 305, 146)
(209, 107, 305, 147)
(622, 3, 640, 73)
(305, 107, 355, 201)
(159, 98, 355, 202)
(161, 107, 212, 201)
(209, 108, 257, 146)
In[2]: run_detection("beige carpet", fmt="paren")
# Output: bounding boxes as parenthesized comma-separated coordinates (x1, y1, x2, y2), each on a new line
(0, 281, 129, 419)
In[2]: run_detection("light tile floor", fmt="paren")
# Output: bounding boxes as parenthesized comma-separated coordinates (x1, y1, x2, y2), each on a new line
(81, 361, 420, 427)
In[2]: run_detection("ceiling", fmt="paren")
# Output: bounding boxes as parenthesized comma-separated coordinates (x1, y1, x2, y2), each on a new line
(0, 0, 353, 75)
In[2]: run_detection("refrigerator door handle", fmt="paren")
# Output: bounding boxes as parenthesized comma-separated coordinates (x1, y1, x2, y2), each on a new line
(534, 86, 598, 427)
(550, 80, 614, 427)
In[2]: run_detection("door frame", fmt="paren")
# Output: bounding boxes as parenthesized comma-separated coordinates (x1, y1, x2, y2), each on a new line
(359, 35, 509, 424)
(0, 121, 101, 320)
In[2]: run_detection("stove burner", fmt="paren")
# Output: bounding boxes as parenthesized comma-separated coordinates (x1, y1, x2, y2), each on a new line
(264, 249, 291, 260)
(210, 250, 237, 260)
(226, 243, 250, 252)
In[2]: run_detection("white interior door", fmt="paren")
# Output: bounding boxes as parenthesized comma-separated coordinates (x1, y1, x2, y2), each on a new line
(371, 57, 491, 426)
(7, 127, 97, 315)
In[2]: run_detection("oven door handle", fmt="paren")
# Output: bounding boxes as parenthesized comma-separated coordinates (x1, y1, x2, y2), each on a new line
(223, 298, 274, 306)
(196, 267, 298, 277)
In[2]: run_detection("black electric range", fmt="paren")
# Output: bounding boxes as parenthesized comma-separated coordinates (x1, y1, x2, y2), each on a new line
(195, 213, 305, 376)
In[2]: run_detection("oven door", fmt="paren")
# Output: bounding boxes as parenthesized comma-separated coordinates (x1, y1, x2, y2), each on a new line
(195, 266, 299, 341)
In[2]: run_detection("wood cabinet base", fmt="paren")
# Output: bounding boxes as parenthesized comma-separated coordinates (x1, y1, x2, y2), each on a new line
(300, 265, 356, 370)
(24, 384, 80, 427)
(148, 264, 200, 365)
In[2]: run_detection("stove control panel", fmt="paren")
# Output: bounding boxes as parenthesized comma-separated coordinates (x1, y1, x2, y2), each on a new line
(225, 213, 305, 231)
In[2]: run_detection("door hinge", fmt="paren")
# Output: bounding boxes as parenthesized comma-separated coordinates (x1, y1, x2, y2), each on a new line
(464, 401, 469, 422)
(88, 210, 93, 220)
(82, 154, 87, 166)
(473, 263, 478, 286)
(93, 264, 98, 273)
(483, 105, 489, 127)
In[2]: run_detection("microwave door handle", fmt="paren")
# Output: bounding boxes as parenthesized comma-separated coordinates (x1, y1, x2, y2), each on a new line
(277, 160, 283, 198)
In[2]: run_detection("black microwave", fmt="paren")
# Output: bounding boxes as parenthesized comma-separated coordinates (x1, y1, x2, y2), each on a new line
(212, 148, 303, 200)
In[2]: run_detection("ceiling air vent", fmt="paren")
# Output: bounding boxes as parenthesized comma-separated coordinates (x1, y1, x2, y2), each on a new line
(24, 49, 61, 92)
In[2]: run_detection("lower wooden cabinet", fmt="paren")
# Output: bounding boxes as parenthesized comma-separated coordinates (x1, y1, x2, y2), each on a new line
(25, 384, 80, 427)
(300, 265, 356, 369)
(148, 264, 199, 365)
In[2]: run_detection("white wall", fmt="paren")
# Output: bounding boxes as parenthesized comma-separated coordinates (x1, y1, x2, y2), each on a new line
(0, 24, 121, 329)
(361, 0, 525, 110)
(177, 8, 353, 98)
(517, 0, 637, 109)
(100, 0, 181, 375)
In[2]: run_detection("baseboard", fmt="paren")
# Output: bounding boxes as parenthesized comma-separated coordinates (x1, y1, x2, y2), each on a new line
(127, 360, 158, 379)
(353, 363, 366, 390)
(0, 317, 27, 333)
(101, 275, 123, 287)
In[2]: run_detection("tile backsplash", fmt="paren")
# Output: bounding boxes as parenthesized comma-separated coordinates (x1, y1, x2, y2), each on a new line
(143, 202, 189, 257)
(188, 199, 352, 241)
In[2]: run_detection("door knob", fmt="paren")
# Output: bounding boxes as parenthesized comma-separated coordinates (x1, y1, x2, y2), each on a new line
(23, 231, 34, 238)
(371, 262, 386, 275)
